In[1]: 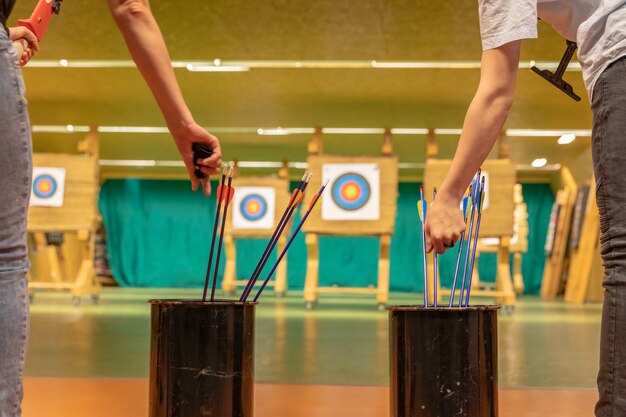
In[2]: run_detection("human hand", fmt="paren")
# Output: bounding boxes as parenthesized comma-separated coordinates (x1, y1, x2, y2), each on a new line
(424, 192, 466, 254)
(9, 26, 39, 66)
(171, 122, 222, 196)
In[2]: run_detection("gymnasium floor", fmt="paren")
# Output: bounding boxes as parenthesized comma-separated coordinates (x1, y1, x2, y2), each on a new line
(24, 288, 602, 416)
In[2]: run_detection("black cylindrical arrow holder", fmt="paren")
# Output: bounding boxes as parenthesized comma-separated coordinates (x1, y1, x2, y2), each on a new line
(388, 306, 499, 417)
(149, 300, 256, 417)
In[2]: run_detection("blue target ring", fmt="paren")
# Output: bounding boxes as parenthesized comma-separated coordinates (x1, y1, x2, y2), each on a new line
(33, 174, 58, 199)
(331, 173, 370, 211)
(240, 194, 268, 221)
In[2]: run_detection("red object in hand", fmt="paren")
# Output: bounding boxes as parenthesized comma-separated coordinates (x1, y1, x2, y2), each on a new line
(17, 0, 62, 41)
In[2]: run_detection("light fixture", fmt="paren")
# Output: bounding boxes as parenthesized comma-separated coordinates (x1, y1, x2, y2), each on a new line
(531, 158, 548, 168)
(186, 63, 250, 72)
(558, 133, 576, 144)
(24, 59, 581, 71)
(506, 129, 591, 137)
(257, 128, 290, 136)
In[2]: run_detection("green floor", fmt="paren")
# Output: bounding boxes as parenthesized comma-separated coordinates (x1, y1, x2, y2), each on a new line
(26, 288, 601, 389)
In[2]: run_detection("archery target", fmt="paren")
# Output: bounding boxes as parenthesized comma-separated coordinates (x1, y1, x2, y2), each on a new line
(322, 163, 380, 221)
(30, 167, 66, 207)
(232, 187, 275, 229)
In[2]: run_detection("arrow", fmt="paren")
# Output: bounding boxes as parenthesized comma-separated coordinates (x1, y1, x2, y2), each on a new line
(253, 179, 330, 302)
(240, 172, 312, 301)
(464, 175, 486, 307)
(210, 163, 236, 302)
(433, 187, 439, 308)
(458, 170, 481, 307)
(418, 186, 429, 307)
(202, 166, 228, 302)
(448, 188, 471, 307)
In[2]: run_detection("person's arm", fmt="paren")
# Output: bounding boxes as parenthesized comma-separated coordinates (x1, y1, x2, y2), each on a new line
(425, 40, 521, 254)
(108, 0, 222, 195)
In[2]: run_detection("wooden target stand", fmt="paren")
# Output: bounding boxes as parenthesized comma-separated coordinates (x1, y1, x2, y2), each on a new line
(563, 176, 603, 304)
(472, 184, 529, 295)
(27, 128, 101, 305)
(540, 167, 577, 299)
(424, 133, 517, 312)
(302, 128, 398, 310)
(221, 162, 292, 297)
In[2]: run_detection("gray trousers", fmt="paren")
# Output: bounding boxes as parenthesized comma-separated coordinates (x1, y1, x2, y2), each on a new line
(593, 56, 626, 417)
(0, 28, 31, 417)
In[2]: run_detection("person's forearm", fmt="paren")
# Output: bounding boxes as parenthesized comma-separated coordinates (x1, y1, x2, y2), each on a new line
(437, 91, 512, 201)
(108, 0, 192, 135)
(437, 43, 520, 203)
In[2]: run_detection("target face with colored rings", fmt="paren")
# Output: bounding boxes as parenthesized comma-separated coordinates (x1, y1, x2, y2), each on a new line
(33, 174, 58, 199)
(331, 173, 371, 211)
(240, 194, 268, 221)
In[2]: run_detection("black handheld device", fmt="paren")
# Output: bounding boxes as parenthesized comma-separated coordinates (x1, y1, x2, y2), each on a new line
(192, 143, 213, 179)
(531, 40, 581, 102)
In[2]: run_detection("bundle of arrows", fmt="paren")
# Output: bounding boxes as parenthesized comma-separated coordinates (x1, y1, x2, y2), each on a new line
(417, 170, 486, 308)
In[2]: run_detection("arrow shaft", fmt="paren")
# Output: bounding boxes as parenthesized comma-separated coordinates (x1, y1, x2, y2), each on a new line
(210, 175, 234, 301)
(240, 182, 303, 301)
(254, 190, 324, 302)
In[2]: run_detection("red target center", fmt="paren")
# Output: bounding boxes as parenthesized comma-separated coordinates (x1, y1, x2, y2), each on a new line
(340, 182, 362, 202)
(246, 201, 261, 214)
(38, 182, 52, 192)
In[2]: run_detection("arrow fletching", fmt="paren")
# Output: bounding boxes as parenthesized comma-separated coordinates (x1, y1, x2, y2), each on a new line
(417, 200, 424, 222)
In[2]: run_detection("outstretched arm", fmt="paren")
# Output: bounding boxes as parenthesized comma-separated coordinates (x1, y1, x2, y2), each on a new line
(108, 0, 222, 195)
(425, 40, 521, 254)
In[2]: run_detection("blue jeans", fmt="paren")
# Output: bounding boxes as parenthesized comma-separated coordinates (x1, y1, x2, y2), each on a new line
(593, 56, 626, 417)
(0, 27, 31, 417)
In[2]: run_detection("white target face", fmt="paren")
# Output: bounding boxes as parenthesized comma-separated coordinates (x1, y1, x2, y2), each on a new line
(232, 187, 276, 229)
(30, 167, 66, 207)
(322, 163, 380, 221)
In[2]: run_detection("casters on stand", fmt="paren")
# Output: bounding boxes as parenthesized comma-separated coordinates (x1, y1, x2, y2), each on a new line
(377, 303, 387, 312)
(305, 301, 317, 310)
(91, 294, 100, 304)
(503, 305, 515, 316)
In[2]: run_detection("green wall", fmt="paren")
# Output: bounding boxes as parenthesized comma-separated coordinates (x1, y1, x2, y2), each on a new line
(99, 180, 554, 295)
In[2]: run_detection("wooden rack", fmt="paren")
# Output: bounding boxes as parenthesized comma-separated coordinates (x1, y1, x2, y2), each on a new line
(221, 163, 292, 297)
(302, 128, 398, 309)
(27, 128, 101, 305)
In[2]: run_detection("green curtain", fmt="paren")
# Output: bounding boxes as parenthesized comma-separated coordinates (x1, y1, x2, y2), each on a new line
(99, 180, 554, 294)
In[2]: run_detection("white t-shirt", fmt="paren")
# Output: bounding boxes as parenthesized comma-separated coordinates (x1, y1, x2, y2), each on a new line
(478, 0, 626, 99)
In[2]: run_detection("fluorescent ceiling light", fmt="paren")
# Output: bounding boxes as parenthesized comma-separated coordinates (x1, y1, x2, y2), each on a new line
(558, 134, 576, 144)
(99, 159, 156, 167)
(531, 158, 548, 168)
(391, 128, 430, 135)
(257, 128, 290, 136)
(434, 128, 463, 135)
(30, 125, 590, 139)
(25, 60, 581, 71)
(98, 126, 170, 133)
(98, 159, 562, 172)
(237, 161, 283, 168)
(322, 128, 386, 134)
(31, 125, 90, 133)
(186, 64, 250, 72)
(506, 129, 591, 137)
